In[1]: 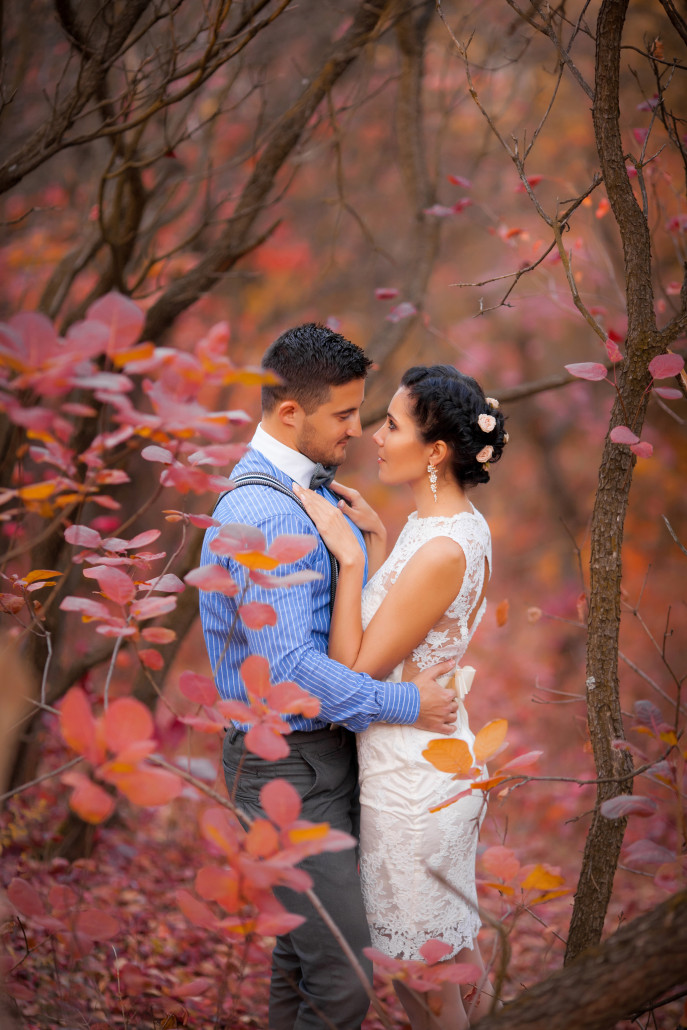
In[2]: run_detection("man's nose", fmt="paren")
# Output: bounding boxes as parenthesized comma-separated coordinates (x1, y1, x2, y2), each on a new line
(347, 414, 362, 437)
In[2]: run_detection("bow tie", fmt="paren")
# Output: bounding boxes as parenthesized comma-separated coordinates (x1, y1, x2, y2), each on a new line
(309, 463, 337, 491)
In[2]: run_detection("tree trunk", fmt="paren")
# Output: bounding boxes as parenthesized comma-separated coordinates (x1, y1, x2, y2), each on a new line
(475, 890, 687, 1030)
(565, 0, 671, 961)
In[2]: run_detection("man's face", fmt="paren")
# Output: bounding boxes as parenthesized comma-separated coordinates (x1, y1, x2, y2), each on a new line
(294, 379, 365, 467)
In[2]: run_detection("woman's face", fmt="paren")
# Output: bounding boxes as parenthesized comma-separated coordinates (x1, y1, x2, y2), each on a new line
(372, 388, 434, 487)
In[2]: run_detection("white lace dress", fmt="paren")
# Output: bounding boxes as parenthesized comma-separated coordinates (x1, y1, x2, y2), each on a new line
(358, 506, 491, 960)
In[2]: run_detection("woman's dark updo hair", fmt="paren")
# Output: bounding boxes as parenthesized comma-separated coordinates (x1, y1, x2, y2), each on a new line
(400, 365, 507, 489)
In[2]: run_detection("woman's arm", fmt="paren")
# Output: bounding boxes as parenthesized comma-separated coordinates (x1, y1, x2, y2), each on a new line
(292, 485, 467, 678)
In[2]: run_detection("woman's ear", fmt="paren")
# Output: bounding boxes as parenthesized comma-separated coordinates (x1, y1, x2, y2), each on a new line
(430, 439, 449, 467)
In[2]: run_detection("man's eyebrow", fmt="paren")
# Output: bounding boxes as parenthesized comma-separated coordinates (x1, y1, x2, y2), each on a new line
(333, 407, 357, 416)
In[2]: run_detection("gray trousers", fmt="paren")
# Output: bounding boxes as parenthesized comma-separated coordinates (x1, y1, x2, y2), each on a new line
(223, 726, 373, 1030)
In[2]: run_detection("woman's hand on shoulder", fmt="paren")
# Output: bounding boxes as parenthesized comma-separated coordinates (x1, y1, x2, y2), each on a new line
(292, 483, 364, 568)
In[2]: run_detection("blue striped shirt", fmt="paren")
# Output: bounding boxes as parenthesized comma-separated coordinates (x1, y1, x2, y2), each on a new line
(199, 448, 420, 732)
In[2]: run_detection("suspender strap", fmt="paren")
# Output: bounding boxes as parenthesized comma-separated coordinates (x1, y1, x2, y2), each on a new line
(214, 473, 338, 617)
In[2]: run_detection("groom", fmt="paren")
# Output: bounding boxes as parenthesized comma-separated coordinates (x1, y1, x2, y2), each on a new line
(199, 323, 457, 1030)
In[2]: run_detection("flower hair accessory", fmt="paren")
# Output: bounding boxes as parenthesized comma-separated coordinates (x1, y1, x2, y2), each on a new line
(476, 445, 493, 464)
(485, 397, 500, 409)
(477, 413, 496, 433)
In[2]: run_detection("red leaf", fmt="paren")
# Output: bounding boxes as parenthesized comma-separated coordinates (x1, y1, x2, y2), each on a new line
(179, 670, 218, 705)
(245, 723, 290, 760)
(83, 565, 136, 605)
(59, 687, 103, 764)
(73, 910, 120, 940)
(260, 778, 302, 828)
(102, 696, 154, 752)
(141, 626, 176, 644)
(600, 795, 657, 819)
(8, 878, 46, 919)
(610, 425, 639, 445)
(176, 889, 219, 930)
(195, 866, 240, 911)
(239, 602, 278, 630)
(605, 339, 623, 363)
(170, 978, 214, 998)
(271, 682, 320, 717)
(447, 174, 472, 189)
(62, 772, 115, 824)
(564, 362, 608, 381)
(374, 287, 399, 300)
(648, 353, 685, 379)
(267, 534, 317, 564)
(138, 647, 164, 670)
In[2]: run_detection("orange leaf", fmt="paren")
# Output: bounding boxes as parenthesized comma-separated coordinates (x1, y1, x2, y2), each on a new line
(62, 771, 115, 824)
(479, 881, 516, 895)
(23, 568, 62, 585)
(18, 481, 58, 501)
(473, 719, 508, 764)
(288, 823, 330, 845)
(471, 774, 508, 792)
(246, 818, 280, 858)
(102, 696, 154, 752)
(235, 551, 280, 570)
(422, 738, 473, 775)
(111, 342, 156, 366)
(495, 599, 509, 627)
(112, 767, 183, 807)
(521, 864, 565, 891)
(59, 687, 104, 764)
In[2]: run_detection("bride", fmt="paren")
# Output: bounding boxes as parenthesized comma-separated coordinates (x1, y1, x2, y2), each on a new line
(293, 364, 506, 1030)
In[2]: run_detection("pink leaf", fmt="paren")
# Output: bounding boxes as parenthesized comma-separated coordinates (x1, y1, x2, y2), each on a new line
(648, 353, 685, 379)
(498, 750, 543, 773)
(83, 565, 136, 605)
(142, 573, 184, 593)
(624, 839, 675, 865)
(481, 845, 521, 882)
(185, 565, 239, 595)
(128, 529, 162, 549)
(179, 671, 217, 706)
(267, 534, 317, 564)
(630, 441, 653, 458)
(270, 682, 320, 717)
(564, 362, 608, 381)
(141, 445, 175, 464)
(424, 204, 456, 217)
(65, 524, 102, 548)
(605, 339, 623, 363)
(447, 174, 472, 189)
(610, 425, 640, 445)
(59, 687, 103, 764)
(249, 569, 322, 588)
(419, 939, 453, 965)
(210, 523, 267, 557)
(653, 386, 682, 400)
(176, 890, 220, 930)
(87, 291, 144, 352)
(129, 595, 178, 620)
(170, 978, 214, 998)
(239, 602, 278, 630)
(386, 302, 417, 323)
(261, 779, 302, 828)
(601, 795, 657, 819)
(59, 595, 112, 620)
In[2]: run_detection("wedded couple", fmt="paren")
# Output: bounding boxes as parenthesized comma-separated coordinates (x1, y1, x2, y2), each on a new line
(199, 323, 506, 1030)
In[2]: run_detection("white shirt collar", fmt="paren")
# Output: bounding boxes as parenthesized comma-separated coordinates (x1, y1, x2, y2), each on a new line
(250, 423, 318, 489)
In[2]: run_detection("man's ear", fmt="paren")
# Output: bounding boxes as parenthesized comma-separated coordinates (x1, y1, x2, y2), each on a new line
(277, 399, 303, 428)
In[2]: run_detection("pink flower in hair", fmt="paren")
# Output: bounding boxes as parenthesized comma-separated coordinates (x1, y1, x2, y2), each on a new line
(476, 445, 494, 464)
(477, 413, 496, 433)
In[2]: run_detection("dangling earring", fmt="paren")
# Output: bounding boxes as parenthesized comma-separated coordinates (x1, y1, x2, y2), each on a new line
(427, 462, 438, 503)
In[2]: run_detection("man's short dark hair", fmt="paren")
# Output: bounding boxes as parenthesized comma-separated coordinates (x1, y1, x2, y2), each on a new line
(261, 322, 373, 413)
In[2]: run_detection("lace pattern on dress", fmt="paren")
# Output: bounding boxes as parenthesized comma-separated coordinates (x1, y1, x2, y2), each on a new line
(357, 505, 491, 961)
